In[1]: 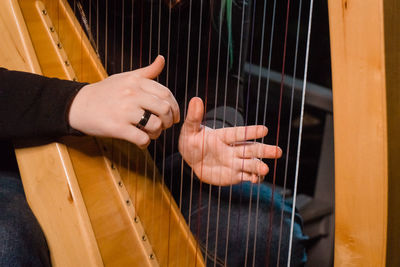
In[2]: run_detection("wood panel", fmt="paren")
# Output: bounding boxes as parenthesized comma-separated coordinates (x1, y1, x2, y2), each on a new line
(328, 0, 400, 266)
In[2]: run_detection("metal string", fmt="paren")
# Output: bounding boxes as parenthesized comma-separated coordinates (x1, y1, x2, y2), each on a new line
(224, 0, 248, 264)
(255, 0, 277, 263)
(193, 0, 205, 263)
(129, 0, 134, 71)
(156, 0, 164, 255)
(104, 0, 108, 70)
(287, 0, 314, 265)
(170, 4, 182, 262)
(96, 0, 99, 51)
(222, 1, 235, 263)
(165, 1, 174, 264)
(200, 5, 214, 264)
(251, 0, 270, 265)
(276, 0, 303, 264)
(181, 1, 195, 265)
(243, 0, 259, 265)
(211, 2, 228, 264)
(266, 0, 291, 264)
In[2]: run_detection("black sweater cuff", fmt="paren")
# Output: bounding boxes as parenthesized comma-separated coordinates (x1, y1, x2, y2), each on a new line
(0, 68, 87, 140)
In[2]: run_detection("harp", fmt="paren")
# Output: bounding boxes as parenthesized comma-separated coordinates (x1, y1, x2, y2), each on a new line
(0, 0, 398, 266)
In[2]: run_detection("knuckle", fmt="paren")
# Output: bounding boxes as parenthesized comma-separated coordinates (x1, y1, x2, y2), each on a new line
(123, 86, 138, 97)
(165, 118, 173, 128)
(153, 118, 162, 130)
(160, 102, 171, 115)
(262, 163, 270, 174)
(256, 160, 264, 171)
(137, 134, 150, 147)
(160, 89, 172, 99)
(234, 161, 243, 171)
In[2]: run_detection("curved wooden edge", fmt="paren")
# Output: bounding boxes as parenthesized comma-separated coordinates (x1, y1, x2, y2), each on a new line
(383, 1, 400, 266)
(16, 143, 104, 267)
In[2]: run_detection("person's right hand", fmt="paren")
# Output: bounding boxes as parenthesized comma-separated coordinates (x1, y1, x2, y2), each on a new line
(68, 55, 180, 149)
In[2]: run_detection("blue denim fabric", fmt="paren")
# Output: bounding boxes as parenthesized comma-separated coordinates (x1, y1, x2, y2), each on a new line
(0, 172, 51, 267)
(164, 154, 308, 267)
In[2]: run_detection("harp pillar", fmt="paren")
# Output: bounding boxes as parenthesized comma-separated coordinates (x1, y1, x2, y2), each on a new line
(328, 0, 400, 266)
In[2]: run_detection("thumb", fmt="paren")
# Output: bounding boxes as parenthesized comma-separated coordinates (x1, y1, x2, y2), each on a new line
(132, 55, 165, 79)
(183, 97, 204, 133)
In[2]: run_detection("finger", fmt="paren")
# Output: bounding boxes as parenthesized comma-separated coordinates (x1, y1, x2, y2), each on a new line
(119, 125, 151, 149)
(131, 55, 165, 79)
(233, 158, 269, 176)
(234, 143, 282, 159)
(182, 97, 204, 133)
(140, 79, 180, 123)
(131, 111, 163, 139)
(236, 172, 264, 184)
(136, 93, 174, 129)
(217, 125, 268, 144)
(145, 116, 163, 139)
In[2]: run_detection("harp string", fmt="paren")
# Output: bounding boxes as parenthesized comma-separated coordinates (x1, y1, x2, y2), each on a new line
(119, 0, 125, 194)
(276, 0, 303, 264)
(192, 0, 205, 262)
(155, 0, 163, 252)
(164, 0, 174, 262)
(181, 1, 194, 264)
(287, 0, 314, 265)
(121, 0, 124, 73)
(249, 0, 269, 264)
(255, 0, 278, 261)
(229, 0, 252, 262)
(129, 0, 134, 70)
(209, 0, 228, 263)
(222, 0, 235, 262)
(96, 0, 99, 51)
(266, 0, 291, 265)
(204, 4, 216, 253)
(198, 3, 215, 264)
(170, 4, 182, 262)
(242, 0, 259, 264)
(68, 0, 315, 265)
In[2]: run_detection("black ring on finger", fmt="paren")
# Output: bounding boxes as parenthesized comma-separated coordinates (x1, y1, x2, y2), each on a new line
(136, 110, 152, 130)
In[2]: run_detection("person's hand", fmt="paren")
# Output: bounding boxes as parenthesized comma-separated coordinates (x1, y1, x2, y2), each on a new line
(178, 97, 282, 186)
(68, 55, 180, 149)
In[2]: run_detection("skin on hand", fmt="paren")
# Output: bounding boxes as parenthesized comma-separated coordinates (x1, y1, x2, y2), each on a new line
(68, 55, 180, 149)
(179, 97, 282, 186)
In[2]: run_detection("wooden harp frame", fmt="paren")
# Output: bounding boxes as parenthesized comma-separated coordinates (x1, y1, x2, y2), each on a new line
(0, 0, 399, 266)
(329, 0, 400, 266)
(1, 0, 203, 266)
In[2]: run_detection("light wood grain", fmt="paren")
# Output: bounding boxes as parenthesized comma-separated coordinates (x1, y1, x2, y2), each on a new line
(328, 0, 400, 266)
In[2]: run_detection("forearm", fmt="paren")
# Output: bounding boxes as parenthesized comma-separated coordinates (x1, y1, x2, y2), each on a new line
(0, 68, 85, 140)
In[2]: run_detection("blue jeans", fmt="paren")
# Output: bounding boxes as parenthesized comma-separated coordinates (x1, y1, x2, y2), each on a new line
(0, 172, 51, 267)
(164, 154, 308, 267)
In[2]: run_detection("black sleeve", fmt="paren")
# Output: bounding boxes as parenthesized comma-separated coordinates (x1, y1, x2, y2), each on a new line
(0, 68, 87, 140)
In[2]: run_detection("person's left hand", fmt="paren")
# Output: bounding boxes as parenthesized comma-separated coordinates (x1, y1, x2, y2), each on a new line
(178, 97, 282, 186)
